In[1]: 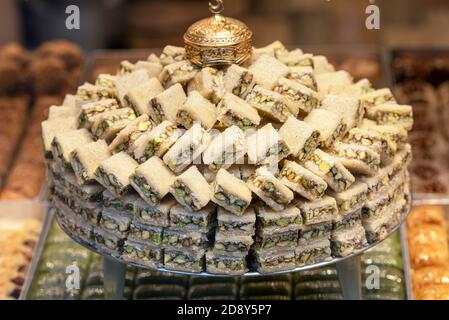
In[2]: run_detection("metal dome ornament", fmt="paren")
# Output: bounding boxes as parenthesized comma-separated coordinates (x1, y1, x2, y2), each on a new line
(184, 0, 253, 67)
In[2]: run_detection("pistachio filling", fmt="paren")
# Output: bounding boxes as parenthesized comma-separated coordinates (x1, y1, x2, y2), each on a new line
(210, 257, 245, 271)
(123, 244, 161, 262)
(376, 112, 413, 125)
(253, 178, 290, 205)
(77, 87, 115, 102)
(177, 110, 193, 128)
(79, 103, 118, 127)
(80, 207, 101, 225)
(95, 167, 129, 195)
(301, 207, 335, 224)
(209, 148, 236, 171)
(164, 251, 202, 269)
(273, 84, 319, 112)
(151, 100, 166, 123)
(364, 94, 395, 108)
(167, 137, 203, 171)
(264, 141, 290, 162)
(322, 123, 346, 148)
(337, 147, 380, 170)
(214, 186, 248, 213)
(115, 123, 150, 153)
(94, 232, 123, 250)
(298, 131, 320, 160)
(301, 224, 331, 241)
(130, 174, 161, 205)
(214, 239, 250, 253)
(362, 198, 391, 219)
(95, 77, 115, 89)
(280, 166, 326, 198)
(100, 215, 130, 234)
(248, 92, 293, 121)
(366, 226, 388, 242)
(232, 72, 253, 96)
(218, 220, 253, 233)
(139, 124, 175, 163)
(333, 214, 360, 231)
(129, 225, 162, 244)
(171, 212, 209, 229)
(332, 238, 362, 255)
(297, 247, 331, 265)
(51, 141, 71, 168)
(94, 111, 136, 138)
(287, 72, 317, 90)
(74, 224, 92, 240)
(259, 215, 301, 229)
(160, 49, 184, 63)
(309, 153, 351, 191)
(161, 64, 196, 86)
(222, 111, 255, 129)
(262, 254, 295, 267)
(133, 205, 166, 223)
(258, 230, 298, 249)
(103, 197, 134, 215)
(347, 131, 393, 157)
(71, 153, 91, 184)
(163, 232, 207, 248)
(173, 181, 202, 211)
(118, 61, 135, 74)
(52, 171, 103, 202)
(336, 192, 366, 212)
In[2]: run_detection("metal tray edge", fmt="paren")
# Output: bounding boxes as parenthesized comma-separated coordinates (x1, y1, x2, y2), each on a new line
(19, 208, 54, 300)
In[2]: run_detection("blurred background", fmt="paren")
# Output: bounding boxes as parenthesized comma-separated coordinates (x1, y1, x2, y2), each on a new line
(1, 0, 449, 50)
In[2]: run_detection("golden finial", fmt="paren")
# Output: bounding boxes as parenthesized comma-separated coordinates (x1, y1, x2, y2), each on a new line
(209, 0, 224, 15)
(184, 0, 252, 67)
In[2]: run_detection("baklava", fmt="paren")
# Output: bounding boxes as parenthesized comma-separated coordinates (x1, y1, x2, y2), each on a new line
(169, 166, 212, 212)
(247, 166, 294, 211)
(366, 103, 413, 131)
(176, 90, 217, 129)
(246, 85, 299, 122)
(247, 123, 291, 165)
(304, 149, 355, 192)
(124, 78, 164, 116)
(216, 93, 261, 129)
(130, 156, 175, 206)
(279, 160, 328, 201)
(163, 123, 211, 173)
(328, 181, 368, 216)
(149, 83, 187, 123)
(273, 77, 320, 114)
(70, 139, 111, 185)
(249, 55, 289, 89)
(212, 169, 252, 216)
(202, 125, 246, 172)
(278, 116, 320, 160)
(158, 60, 199, 88)
(51, 128, 93, 169)
(91, 107, 137, 141)
(304, 109, 345, 148)
(296, 195, 338, 225)
(109, 114, 154, 154)
(131, 120, 183, 163)
(94, 152, 138, 196)
(78, 99, 121, 129)
(332, 141, 381, 176)
(223, 64, 254, 98)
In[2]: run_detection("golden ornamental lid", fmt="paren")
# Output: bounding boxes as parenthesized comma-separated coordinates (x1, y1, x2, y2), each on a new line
(184, 1, 252, 67)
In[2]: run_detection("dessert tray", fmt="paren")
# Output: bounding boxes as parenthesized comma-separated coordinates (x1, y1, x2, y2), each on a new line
(42, 1, 414, 299)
